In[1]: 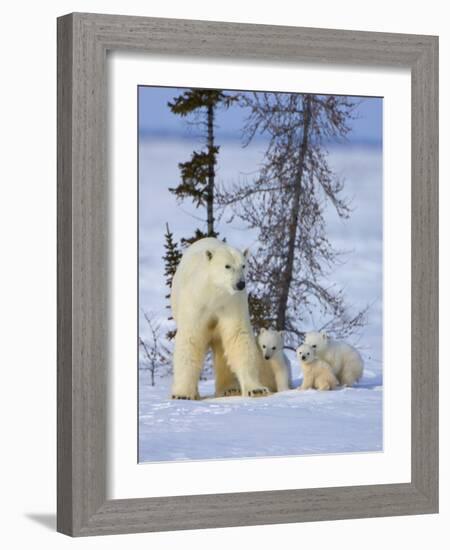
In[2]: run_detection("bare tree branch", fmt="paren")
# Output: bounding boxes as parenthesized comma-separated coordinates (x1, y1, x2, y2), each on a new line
(219, 92, 367, 341)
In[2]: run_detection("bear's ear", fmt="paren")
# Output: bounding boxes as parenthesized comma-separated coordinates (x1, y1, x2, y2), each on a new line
(320, 331, 328, 341)
(278, 330, 285, 339)
(243, 247, 250, 259)
(205, 250, 213, 261)
(260, 327, 266, 334)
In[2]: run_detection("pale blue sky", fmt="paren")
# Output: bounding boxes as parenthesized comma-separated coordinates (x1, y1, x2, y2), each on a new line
(138, 86, 382, 146)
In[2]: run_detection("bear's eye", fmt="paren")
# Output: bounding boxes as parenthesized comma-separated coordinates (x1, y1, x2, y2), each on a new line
(272, 346, 276, 350)
(262, 345, 266, 348)
(225, 265, 231, 269)
(242, 265, 245, 269)
(312, 345, 317, 348)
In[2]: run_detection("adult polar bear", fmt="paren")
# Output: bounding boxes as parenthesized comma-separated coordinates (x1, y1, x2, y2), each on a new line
(170, 237, 270, 400)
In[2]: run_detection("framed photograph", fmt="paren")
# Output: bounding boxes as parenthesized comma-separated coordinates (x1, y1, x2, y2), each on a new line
(57, 13, 438, 536)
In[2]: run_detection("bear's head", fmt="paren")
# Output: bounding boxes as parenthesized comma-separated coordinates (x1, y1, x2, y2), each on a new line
(304, 331, 328, 354)
(204, 245, 249, 296)
(296, 343, 316, 364)
(257, 328, 284, 360)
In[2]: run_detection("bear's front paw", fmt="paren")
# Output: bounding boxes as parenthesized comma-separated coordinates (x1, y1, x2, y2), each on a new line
(171, 393, 199, 401)
(222, 387, 241, 397)
(246, 387, 270, 397)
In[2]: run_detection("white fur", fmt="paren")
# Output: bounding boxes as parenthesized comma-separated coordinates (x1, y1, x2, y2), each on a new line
(257, 328, 291, 392)
(170, 238, 269, 399)
(296, 344, 338, 391)
(304, 331, 364, 386)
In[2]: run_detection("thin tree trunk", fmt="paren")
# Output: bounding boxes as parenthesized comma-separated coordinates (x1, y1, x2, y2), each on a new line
(206, 103, 215, 236)
(276, 95, 312, 330)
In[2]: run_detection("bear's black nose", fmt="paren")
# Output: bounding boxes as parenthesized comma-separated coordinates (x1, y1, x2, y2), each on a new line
(265, 355, 270, 360)
(302, 355, 306, 360)
(236, 280, 245, 291)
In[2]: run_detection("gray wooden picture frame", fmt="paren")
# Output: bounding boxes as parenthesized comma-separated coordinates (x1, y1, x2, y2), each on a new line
(57, 12, 439, 537)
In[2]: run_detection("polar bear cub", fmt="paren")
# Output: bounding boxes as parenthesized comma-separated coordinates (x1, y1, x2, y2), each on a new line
(257, 328, 291, 392)
(304, 331, 363, 387)
(296, 344, 338, 391)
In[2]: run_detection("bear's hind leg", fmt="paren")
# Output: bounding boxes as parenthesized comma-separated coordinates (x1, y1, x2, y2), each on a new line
(316, 369, 338, 391)
(339, 361, 363, 387)
(171, 330, 206, 400)
(213, 341, 241, 397)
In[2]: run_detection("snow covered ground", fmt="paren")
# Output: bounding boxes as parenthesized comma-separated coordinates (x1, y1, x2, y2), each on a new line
(138, 359, 382, 462)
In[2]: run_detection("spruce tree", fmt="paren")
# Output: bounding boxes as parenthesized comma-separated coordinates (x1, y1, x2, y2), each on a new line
(162, 223, 182, 340)
(168, 88, 238, 244)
